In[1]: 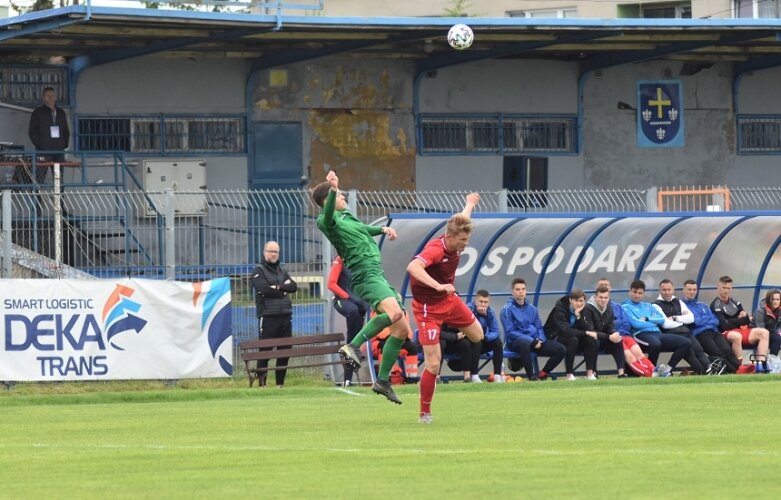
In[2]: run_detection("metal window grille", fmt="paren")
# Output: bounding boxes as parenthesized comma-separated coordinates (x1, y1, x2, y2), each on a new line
(737, 116, 781, 153)
(419, 114, 577, 155)
(0, 65, 69, 107)
(77, 116, 246, 155)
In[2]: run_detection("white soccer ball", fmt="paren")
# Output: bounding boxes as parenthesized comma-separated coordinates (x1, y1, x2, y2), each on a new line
(447, 23, 474, 50)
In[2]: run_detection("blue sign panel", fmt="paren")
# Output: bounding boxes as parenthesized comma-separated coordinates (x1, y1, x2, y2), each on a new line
(637, 80, 684, 147)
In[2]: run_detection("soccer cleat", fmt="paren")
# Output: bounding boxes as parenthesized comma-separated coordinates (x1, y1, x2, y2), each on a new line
(338, 344, 362, 370)
(372, 378, 403, 404)
(419, 412, 433, 424)
(706, 358, 726, 376)
(655, 363, 672, 378)
(470, 375, 483, 383)
(493, 374, 505, 383)
(617, 373, 629, 378)
(565, 373, 577, 381)
(585, 373, 598, 380)
(537, 370, 549, 381)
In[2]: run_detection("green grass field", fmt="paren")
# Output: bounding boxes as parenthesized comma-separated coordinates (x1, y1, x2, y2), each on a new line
(2, 375, 779, 499)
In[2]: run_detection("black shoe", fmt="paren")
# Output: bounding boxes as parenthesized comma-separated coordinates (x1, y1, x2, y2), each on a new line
(372, 379, 402, 405)
(339, 344, 362, 370)
(617, 373, 629, 378)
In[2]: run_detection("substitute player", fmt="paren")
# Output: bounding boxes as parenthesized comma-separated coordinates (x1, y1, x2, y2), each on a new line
(312, 170, 407, 404)
(406, 193, 484, 424)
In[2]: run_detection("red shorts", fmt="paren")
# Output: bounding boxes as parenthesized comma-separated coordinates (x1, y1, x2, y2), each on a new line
(412, 295, 475, 346)
(723, 325, 751, 346)
(622, 336, 638, 350)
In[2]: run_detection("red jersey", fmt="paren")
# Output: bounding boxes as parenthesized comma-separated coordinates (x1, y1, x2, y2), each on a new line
(409, 235, 460, 303)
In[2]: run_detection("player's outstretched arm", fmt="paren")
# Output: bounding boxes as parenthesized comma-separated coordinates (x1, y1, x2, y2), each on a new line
(326, 170, 339, 191)
(461, 192, 480, 217)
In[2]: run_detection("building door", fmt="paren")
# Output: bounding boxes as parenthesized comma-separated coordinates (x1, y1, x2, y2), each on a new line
(249, 122, 305, 263)
(503, 156, 548, 209)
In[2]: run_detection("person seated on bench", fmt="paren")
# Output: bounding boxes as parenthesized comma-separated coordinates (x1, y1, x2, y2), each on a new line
(440, 324, 477, 383)
(654, 279, 710, 375)
(595, 279, 655, 378)
(622, 280, 691, 377)
(583, 285, 626, 378)
(500, 278, 565, 381)
(467, 289, 504, 383)
(251, 240, 298, 388)
(680, 280, 743, 374)
(328, 255, 370, 387)
(751, 289, 781, 358)
(544, 289, 601, 381)
(710, 275, 770, 372)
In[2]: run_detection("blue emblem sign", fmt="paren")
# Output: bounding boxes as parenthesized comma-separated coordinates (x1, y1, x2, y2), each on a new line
(637, 81, 684, 147)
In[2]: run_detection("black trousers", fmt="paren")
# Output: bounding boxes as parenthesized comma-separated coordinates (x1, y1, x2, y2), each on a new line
(696, 330, 741, 373)
(257, 314, 292, 386)
(468, 336, 504, 374)
(507, 338, 566, 377)
(635, 331, 691, 369)
(333, 296, 368, 382)
(663, 327, 710, 373)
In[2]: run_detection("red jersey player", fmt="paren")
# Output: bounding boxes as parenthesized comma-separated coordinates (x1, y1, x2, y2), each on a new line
(406, 192, 483, 424)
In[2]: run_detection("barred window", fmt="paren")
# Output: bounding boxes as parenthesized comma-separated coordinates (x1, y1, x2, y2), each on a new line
(737, 116, 781, 154)
(77, 116, 246, 155)
(419, 114, 576, 155)
(0, 66, 69, 107)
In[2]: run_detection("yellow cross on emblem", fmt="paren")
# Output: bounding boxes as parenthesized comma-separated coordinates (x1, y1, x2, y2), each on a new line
(648, 87, 671, 118)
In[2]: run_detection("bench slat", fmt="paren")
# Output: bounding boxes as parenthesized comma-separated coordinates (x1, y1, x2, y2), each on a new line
(242, 345, 343, 362)
(248, 359, 345, 374)
(239, 333, 344, 350)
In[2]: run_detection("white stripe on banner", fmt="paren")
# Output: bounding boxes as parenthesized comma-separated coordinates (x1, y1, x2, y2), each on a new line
(0, 278, 233, 381)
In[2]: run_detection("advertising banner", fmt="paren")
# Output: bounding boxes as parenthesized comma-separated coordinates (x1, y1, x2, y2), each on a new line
(0, 278, 233, 381)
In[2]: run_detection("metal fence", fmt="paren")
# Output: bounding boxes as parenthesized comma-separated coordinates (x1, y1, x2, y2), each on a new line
(3, 185, 780, 357)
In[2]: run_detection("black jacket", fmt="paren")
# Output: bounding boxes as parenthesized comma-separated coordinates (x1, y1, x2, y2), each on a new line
(584, 300, 615, 341)
(28, 104, 70, 151)
(251, 259, 297, 317)
(543, 296, 592, 340)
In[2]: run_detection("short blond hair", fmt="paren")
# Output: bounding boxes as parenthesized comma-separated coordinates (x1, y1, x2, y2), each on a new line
(446, 213, 472, 236)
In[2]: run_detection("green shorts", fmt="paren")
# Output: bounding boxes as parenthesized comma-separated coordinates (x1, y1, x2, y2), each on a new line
(351, 267, 401, 312)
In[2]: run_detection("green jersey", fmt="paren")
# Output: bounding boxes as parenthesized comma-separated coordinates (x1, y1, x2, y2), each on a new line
(316, 189, 384, 273)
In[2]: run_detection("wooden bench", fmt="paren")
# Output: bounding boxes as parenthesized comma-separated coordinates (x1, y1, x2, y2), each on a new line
(239, 333, 347, 387)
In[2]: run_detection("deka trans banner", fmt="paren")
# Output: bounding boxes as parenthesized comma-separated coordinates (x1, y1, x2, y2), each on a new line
(0, 278, 233, 381)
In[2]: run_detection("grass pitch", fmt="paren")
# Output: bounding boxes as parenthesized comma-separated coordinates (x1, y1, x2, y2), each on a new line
(1, 375, 779, 499)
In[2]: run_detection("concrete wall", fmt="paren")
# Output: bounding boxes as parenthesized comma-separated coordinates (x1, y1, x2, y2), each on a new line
(320, 0, 733, 19)
(250, 57, 416, 190)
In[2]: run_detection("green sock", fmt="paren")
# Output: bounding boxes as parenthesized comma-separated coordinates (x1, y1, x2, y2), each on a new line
(350, 313, 392, 347)
(378, 335, 404, 381)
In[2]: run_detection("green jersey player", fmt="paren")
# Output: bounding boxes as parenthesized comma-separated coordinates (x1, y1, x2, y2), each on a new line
(312, 170, 408, 404)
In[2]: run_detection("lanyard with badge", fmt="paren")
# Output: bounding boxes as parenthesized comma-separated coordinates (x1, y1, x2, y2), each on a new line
(50, 108, 60, 139)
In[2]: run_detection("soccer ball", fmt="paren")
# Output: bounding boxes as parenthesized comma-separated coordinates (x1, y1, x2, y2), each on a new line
(447, 23, 474, 50)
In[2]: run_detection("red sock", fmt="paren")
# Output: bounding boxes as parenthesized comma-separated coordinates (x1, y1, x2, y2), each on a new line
(420, 368, 437, 415)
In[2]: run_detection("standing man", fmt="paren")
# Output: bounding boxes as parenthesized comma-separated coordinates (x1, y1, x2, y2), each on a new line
(27, 86, 69, 185)
(327, 255, 370, 386)
(251, 241, 298, 388)
(312, 170, 407, 404)
(406, 193, 484, 424)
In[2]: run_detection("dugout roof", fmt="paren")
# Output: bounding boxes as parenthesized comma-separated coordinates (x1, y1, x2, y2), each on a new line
(3, 5, 781, 75)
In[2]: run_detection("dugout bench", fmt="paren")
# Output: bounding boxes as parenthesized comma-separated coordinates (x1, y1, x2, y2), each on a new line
(239, 333, 348, 387)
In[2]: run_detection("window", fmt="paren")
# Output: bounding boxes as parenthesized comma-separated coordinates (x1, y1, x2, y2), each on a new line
(508, 8, 577, 18)
(419, 115, 577, 155)
(734, 0, 779, 18)
(737, 116, 781, 153)
(642, 2, 692, 18)
(0, 66, 69, 107)
(77, 116, 247, 155)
